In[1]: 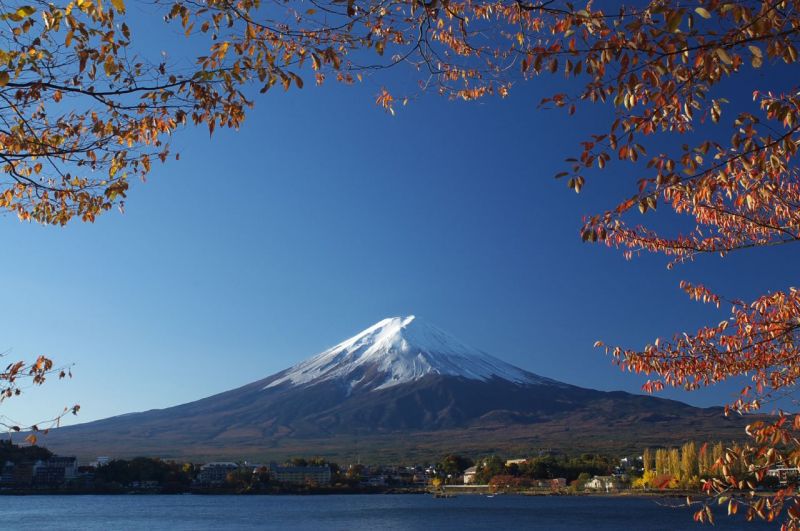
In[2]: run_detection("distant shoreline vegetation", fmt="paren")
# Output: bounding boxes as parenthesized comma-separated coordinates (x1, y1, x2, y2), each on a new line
(0, 440, 785, 496)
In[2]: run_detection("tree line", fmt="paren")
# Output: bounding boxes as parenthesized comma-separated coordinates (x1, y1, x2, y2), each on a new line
(637, 441, 781, 492)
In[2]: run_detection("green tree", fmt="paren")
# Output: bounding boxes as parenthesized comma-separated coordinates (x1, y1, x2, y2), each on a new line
(475, 456, 505, 484)
(439, 455, 474, 478)
(226, 465, 254, 491)
(0, 439, 52, 464)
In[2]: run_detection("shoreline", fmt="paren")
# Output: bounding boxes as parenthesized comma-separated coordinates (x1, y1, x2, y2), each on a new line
(0, 487, 716, 497)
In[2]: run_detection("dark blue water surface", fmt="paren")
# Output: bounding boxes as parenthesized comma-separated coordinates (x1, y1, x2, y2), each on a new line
(0, 494, 778, 530)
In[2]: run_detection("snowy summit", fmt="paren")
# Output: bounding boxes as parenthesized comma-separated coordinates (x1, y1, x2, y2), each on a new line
(265, 315, 552, 391)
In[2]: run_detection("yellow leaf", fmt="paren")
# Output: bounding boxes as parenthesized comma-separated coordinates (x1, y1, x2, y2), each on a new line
(716, 48, 732, 65)
(694, 7, 711, 19)
(749, 45, 763, 68)
(15, 6, 35, 19)
(0, 71, 8, 86)
(110, 0, 125, 13)
(104, 58, 117, 76)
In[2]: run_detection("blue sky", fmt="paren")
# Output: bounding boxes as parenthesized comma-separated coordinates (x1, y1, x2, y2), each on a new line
(1, 23, 797, 427)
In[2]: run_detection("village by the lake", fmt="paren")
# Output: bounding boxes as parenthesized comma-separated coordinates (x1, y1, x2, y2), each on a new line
(1, 439, 795, 499)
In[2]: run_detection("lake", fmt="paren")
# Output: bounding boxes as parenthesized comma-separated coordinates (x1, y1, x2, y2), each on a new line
(0, 494, 778, 529)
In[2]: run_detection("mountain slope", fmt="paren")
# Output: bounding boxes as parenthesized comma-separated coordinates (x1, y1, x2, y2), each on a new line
(35, 316, 751, 461)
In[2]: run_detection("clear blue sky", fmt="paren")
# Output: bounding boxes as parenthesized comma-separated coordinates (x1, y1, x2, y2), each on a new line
(1, 17, 797, 426)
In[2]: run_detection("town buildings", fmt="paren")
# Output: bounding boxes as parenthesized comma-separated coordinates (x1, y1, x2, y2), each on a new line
(1, 456, 78, 489)
(197, 462, 239, 485)
(268, 462, 331, 485)
(766, 467, 800, 485)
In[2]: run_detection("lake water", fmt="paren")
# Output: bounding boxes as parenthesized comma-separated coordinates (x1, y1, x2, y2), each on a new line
(0, 494, 778, 530)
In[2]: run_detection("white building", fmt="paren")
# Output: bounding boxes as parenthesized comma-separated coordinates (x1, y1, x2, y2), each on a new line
(463, 466, 478, 485)
(767, 467, 800, 485)
(585, 475, 620, 492)
(32, 456, 77, 486)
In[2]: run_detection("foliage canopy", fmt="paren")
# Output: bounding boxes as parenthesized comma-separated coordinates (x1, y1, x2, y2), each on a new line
(1, 0, 800, 524)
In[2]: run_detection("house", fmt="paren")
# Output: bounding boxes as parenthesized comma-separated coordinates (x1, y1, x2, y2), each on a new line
(269, 463, 331, 485)
(197, 462, 238, 485)
(535, 478, 567, 490)
(767, 467, 800, 485)
(616, 456, 643, 475)
(505, 459, 527, 467)
(247, 463, 266, 473)
(130, 480, 161, 490)
(585, 475, 621, 492)
(362, 475, 387, 487)
(463, 466, 478, 485)
(90, 456, 111, 468)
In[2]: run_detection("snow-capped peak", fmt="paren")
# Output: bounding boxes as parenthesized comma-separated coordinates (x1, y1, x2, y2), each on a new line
(265, 315, 551, 391)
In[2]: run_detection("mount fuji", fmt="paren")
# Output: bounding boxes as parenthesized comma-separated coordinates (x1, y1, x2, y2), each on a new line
(37, 316, 749, 460)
